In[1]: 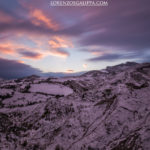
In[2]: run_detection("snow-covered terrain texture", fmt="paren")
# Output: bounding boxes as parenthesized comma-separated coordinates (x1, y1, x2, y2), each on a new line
(0, 62, 150, 150)
(29, 83, 73, 96)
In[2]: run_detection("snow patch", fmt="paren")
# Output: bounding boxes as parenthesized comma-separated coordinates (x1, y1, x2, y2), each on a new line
(29, 83, 73, 96)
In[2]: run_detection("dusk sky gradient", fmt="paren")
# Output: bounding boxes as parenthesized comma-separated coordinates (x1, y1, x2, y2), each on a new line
(0, 0, 150, 78)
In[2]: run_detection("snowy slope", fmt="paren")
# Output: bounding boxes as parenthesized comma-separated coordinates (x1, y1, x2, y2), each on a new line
(0, 62, 150, 150)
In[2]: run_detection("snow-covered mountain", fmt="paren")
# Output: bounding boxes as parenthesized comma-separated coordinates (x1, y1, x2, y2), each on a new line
(0, 62, 150, 150)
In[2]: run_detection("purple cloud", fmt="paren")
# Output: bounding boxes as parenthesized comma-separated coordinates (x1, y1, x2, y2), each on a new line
(78, 0, 150, 52)
(88, 52, 150, 62)
(0, 58, 42, 79)
(19, 50, 43, 59)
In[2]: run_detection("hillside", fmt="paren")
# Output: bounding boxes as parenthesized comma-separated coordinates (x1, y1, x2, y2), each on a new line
(0, 62, 150, 150)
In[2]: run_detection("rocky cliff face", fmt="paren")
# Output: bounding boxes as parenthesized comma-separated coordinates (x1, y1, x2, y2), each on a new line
(0, 62, 150, 150)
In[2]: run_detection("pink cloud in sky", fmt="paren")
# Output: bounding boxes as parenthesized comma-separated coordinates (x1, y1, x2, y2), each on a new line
(48, 49, 69, 58)
(30, 9, 59, 30)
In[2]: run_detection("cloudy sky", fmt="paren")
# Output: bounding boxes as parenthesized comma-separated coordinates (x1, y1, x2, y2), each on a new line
(0, 0, 150, 78)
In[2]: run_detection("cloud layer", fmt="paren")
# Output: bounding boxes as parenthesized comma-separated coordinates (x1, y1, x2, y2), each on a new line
(0, 58, 42, 79)
(0, 0, 149, 78)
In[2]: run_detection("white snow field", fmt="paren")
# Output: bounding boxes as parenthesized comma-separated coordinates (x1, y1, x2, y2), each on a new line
(29, 83, 73, 96)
